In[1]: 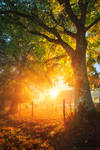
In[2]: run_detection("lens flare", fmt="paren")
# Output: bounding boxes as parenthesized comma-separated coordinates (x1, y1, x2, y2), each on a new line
(49, 88, 59, 98)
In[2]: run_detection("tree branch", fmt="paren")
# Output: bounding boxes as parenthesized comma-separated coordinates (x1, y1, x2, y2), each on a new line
(1, 14, 75, 58)
(29, 30, 61, 44)
(44, 9, 77, 38)
(18, 21, 75, 57)
(29, 29, 75, 57)
(60, 41, 75, 58)
(62, 29, 76, 38)
(86, 17, 100, 31)
(78, 0, 88, 25)
(57, 0, 79, 26)
(23, 27, 75, 57)
(0, 10, 61, 40)
(17, 21, 60, 44)
(0, 9, 75, 58)
(43, 54, 66, 64)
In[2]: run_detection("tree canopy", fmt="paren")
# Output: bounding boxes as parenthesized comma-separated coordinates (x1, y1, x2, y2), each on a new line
(0, 0, 100, 112)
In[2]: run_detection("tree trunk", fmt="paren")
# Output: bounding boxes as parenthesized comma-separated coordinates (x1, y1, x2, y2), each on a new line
(71, 54, 95, 112)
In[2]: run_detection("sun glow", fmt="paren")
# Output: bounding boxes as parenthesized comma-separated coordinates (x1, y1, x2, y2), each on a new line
(49, 88, 59, 98)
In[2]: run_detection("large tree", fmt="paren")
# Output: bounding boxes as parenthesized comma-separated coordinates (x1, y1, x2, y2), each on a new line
(0, 0, 100, 111)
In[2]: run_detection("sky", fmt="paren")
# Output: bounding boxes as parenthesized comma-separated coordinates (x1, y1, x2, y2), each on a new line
(94, 63, 100, 73)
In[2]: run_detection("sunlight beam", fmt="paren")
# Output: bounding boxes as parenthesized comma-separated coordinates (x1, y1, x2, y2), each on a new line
(49, 88, 59, 98)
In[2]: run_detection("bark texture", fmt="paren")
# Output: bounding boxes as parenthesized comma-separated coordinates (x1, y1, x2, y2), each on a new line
(71, 35, 95, 111)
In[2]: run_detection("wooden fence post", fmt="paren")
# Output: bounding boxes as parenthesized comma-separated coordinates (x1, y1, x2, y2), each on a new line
(19, 103, 21, 119)
(63, 99, 65, 126)
(32, 101, 34, 120)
